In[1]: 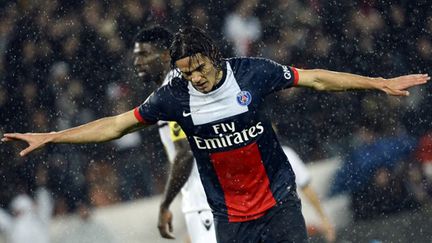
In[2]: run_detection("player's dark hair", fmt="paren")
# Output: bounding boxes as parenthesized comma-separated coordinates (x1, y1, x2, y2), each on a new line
(134, 26, 173, 50)
(170, 26, 223, 70)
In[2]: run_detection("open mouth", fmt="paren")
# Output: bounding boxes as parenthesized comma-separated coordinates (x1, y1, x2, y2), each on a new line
(135, 65, 149, 76)
(195, 82, 207, 90)
(136, 68, 149, 77)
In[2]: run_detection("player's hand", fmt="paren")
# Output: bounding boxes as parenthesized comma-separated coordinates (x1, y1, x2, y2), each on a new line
(1, 132, 54, 156)
(157, 205, 175, 239)
(321, 217, 336, 243)
(382, 74, 429, 96)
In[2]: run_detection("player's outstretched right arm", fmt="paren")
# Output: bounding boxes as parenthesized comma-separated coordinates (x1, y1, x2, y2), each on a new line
(296, 69, 429, 96)
(1, 110, 146, 157)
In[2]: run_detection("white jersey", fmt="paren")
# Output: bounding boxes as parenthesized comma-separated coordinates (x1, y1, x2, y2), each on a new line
(281, 146, 311, 188)
(158, 70, 211, 213)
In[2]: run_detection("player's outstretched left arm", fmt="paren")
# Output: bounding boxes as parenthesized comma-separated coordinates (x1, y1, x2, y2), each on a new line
(1, 110, 147, 156)
(296, 69, 429, 96)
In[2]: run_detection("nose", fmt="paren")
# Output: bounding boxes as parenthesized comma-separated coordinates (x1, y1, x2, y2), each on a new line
(134, 56, 143, 66)
(191, 72, 202, 83)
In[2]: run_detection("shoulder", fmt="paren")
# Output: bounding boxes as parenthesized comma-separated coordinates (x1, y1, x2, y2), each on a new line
(153, 70, 188, 100)
(227, 57, 281, 72)
(161, 69, 181, 86)
(144, 82, 178, 111)
(151, 76, 189, 112)
(167, 76, 189, 97)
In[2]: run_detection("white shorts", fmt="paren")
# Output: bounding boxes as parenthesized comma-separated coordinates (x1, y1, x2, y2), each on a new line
(184, 210, 217, 243)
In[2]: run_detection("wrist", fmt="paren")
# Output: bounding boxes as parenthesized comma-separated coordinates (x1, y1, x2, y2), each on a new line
(160, 201, 171, 209)
(48, 131, 60, 143)
(371, 77, 386, 91)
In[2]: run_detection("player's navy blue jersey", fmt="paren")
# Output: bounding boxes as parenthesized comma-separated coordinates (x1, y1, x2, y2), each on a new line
(134, 57, 300, 222)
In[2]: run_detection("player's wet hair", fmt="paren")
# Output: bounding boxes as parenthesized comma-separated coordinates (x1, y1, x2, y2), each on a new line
(170, 26, 223, 70)
(134, 26, 173, 50)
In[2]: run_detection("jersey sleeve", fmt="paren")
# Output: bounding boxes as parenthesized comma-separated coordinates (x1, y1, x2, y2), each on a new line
(134, 88, 172, 124)
(253, 58, 299, 96)
(169, 121, 187, 142)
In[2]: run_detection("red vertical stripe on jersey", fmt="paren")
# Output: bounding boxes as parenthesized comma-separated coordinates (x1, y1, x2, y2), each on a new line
(292, 67, 299, 86)
(210, 142, 276, 222)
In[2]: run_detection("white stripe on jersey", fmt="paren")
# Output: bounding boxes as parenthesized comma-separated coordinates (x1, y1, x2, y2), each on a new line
(188, 62, 248, 125)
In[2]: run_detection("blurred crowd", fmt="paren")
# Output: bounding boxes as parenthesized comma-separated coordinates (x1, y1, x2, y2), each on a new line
(0, 0, 432, 225)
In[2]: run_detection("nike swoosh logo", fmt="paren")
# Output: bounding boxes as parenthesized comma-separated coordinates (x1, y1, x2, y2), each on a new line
(183, 111, 192, 117)
(183, 108, 200, 117)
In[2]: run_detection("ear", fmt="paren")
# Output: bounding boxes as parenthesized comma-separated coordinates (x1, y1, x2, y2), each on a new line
(161, 50, 171, 63)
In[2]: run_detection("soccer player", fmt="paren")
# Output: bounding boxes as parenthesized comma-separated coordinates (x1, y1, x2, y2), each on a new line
(2, 26, 429, 242)
(133, 26, 217, 242)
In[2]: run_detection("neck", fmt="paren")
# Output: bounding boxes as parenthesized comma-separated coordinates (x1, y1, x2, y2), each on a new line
(210, 68, 225, 92)
(215, 68, 223, 84)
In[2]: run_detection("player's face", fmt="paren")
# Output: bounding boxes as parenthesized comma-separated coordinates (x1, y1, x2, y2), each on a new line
(133, 42, 165, 83)
(175, 53, 220, 93)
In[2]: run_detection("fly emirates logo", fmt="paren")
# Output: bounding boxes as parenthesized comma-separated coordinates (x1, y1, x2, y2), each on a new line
(193, 122, 264, 150)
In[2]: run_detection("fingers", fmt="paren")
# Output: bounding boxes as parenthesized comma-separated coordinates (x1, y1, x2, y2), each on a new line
(383, 74, 426, 96)
(2, 133, 21, 142)
(400, 74, 429, 87)
(2, 133, 44, 156)
(2, 133, 30, 143)
(325, 228, 336, 243)
(1, 133, 29, 156)
(387, 90, 409, 96)
(321, 218, 335, 243)
(20, 146, 36, 157)
(419, 73, 429, 80)
(168, 220, 173, 233)
(158, 223, 175, 239)
(157, 209, 175, 239)
(389, 74, 429, 91)
(1, 137, 15, 142)
(383, 87, 409, 97)
(405, 74, 429, 85)
(397, 90, 410, 96)
(3, 133, 21, 138)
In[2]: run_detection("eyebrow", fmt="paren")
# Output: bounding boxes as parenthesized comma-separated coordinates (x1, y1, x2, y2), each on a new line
(133, 50, 147, 54)
(182, 63, 205, 74)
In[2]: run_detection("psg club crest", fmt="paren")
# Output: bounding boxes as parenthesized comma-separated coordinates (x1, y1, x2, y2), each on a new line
(236, 91, 252, 106)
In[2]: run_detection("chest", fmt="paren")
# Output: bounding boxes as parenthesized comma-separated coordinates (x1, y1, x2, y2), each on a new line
(179, 77, 263, 134)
